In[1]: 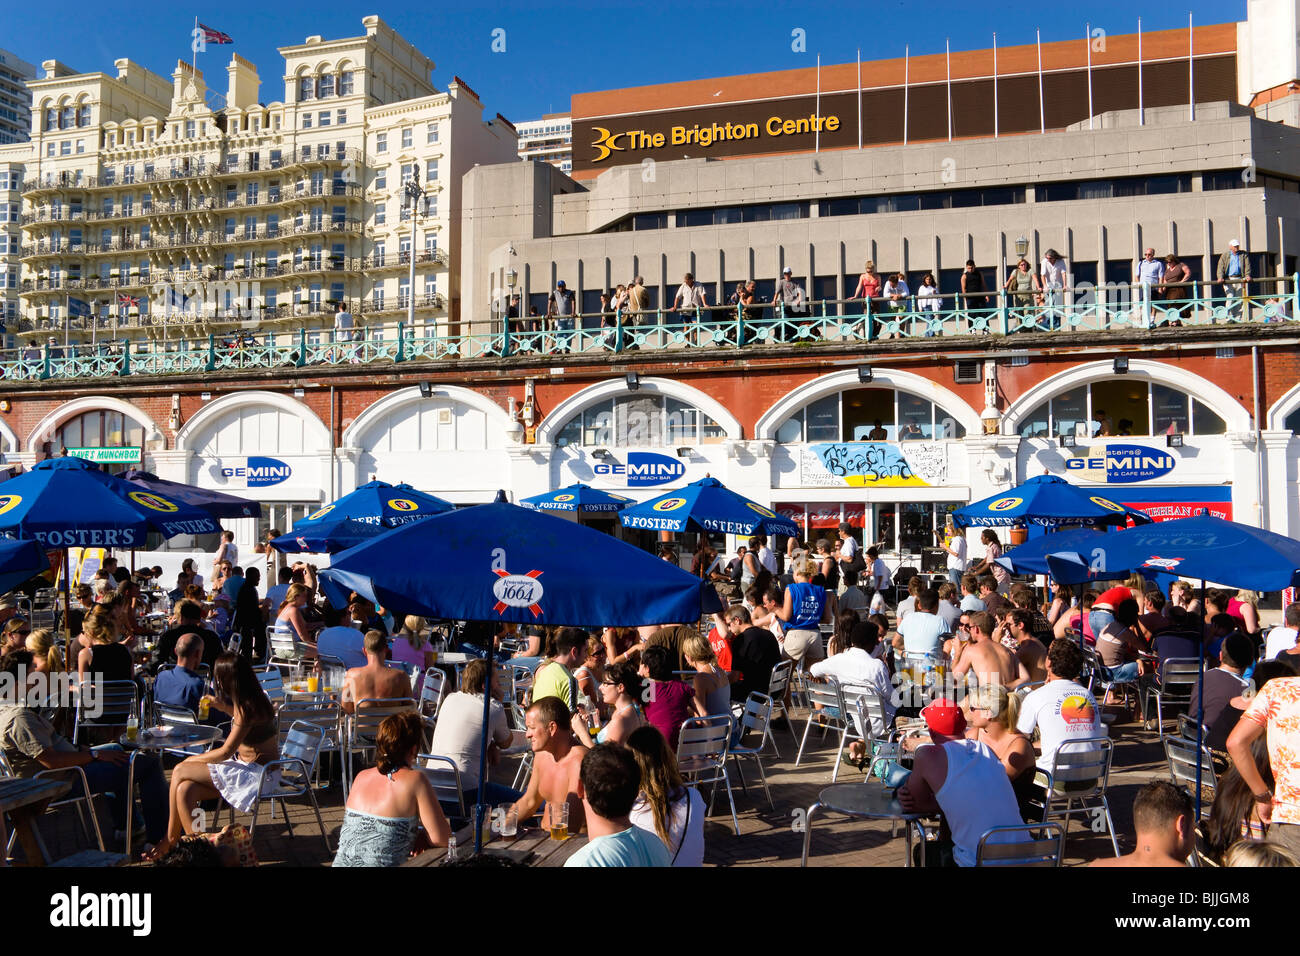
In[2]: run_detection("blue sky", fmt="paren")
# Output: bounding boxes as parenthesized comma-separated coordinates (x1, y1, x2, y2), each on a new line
(5, 0, 1246, 121)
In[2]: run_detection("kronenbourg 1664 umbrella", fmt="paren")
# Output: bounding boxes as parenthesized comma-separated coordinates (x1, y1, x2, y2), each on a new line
(520, 483, 634, 514)
(618, 476, 799, 537)
(953, 475, 1152, 529)
(0, 537, 50, 595)
(270, 518, 388, 555)
(288, 480, 454, 536)
(121, 468, 262, 519)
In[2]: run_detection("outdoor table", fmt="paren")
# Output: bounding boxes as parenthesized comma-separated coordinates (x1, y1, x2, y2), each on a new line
(403, 821, 588, 867)
(282, 681, 341, 702)
(0, 776, 72, 865)
(118, 725, 224, 858)
(800, 781, 925, 868)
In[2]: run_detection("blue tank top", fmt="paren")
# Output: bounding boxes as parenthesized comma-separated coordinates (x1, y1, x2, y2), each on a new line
(788, 582, 826, 630)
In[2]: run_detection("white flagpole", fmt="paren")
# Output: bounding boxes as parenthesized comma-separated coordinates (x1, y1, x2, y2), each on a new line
(857, 48, 862, 150)
(946, 38, 953, 141)
(1086, 22, 1094, 130)
(1037, 29, 1045, 134)
(815, 53, 821, 153)
(1189, 12, 1195, 121)
(903, 44, 910, 145)
(993, 33, 999, 138)
(192, 16, 198, 77)
(1138, 17, 1144, 125)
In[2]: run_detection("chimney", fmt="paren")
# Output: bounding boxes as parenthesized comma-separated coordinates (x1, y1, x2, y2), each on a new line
(226, 53, 260, 110)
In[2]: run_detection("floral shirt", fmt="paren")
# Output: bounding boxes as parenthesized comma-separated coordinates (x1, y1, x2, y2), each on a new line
(1243, 676, 1300, 826)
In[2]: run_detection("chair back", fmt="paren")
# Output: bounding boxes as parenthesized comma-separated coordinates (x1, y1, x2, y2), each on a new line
(841, 683, 889, 739)
(277, 700, 341, 749)
(316, 655, 348, 692)
(252, 664, 285, 702)
(1048, 736, 1113, 797)
(975, 823, 1066, 866)
(281, 720, 326, 780)
(736, 692, 773, 739)
(766, 659, 793, 699)
(1164, 736, 1217, 812)
(804, 677, 846, 717)
(675, 714, 731, 777)
(418, 753, 466, 817)
(74, 679, 139, 742)
(1158, 658, 1202, 701)
(156, 702, 199, 726)
(350, 698, 417, 743)
(419, 667, 449, 719)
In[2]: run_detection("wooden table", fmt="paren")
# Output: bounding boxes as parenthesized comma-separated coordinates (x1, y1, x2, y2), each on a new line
(0, 776, 72, 866)
(403, 821, 588, 867)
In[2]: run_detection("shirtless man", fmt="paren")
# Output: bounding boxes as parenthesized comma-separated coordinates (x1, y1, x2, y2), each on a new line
(512, 696, 586, 833)
(952, 611, 1028, 690)
(1091, 781, 1193, 867)
(341, 629, 411, 714)
(1004, 608, 1047, 684)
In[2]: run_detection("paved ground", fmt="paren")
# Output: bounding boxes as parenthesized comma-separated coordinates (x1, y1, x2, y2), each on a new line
(22, 698, 1171, 868)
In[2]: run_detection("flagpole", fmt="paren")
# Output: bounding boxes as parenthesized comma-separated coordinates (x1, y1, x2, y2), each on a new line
(1189, 12, 1195, 121)
(903, 44, 909, 145)
(945, 38, 952, 142)
(1037, 28, 1045, 134)
(993, 33, 999, 139)
(857, 48, 862, 150)
(815, 53, 821, 153)
(1137, 17, 1144, 126)
(1086, 23, 1094, 130)
(192, 15, 198, 77)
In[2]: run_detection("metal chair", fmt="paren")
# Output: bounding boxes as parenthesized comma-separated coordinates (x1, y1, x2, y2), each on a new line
(276, 699, 342, 788)
(1083, 646, 1141, 714)
(72, 679, 138, 745)
(418, 667, 449, 746)
(417, 753, 467, 823)
(342, 698, 417, 797)
(215, 720, 332, 854)
(252, 665, 284, 704)
(267, 625, 313, 674)
(0, 749, 107, 857)
(1044, 736, 1119, 856)
(726, 692, 774, 810)
(795, 677, 868, 781)
(1164, 735, 1217, 817)
(975, 822, 1066, 866)
(152, 703, 218, 758)
(676, 714, 738, 835)
(765, 660, 797, 755)
(1148, 658, 1202, 738)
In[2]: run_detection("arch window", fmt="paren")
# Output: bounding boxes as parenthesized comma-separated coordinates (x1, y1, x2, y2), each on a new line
(53, 410, 145, 473)
(775, 387, 967, 443)
(1019, 382, 1227, 439)
(553, 395, 724, 448)
(1285, 408, 1300, 434)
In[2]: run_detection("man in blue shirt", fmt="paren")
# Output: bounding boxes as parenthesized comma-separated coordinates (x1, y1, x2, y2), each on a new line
(220, 565, 245, 604)
(316, 606, 367, 668)
(154, 634, 207, 714)
(565, 743, 672, 867)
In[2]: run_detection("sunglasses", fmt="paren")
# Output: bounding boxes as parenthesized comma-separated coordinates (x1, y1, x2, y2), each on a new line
(958, 622, 971, 630)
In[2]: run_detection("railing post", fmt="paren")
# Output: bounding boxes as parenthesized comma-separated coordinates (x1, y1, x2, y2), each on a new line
(120, 338, 131, 376)
(206, 334, 216, 371)
(41, 343, 51, 380)
(1292, 273, 1299, 322)
(998, 290, 1009, 336)
(615, 311, 624, 353)
(395, 321, 406, 362)
(735, 303, 745, 348)
(864, 296, 873, 342)
(502, 315, 513, 358)
(296, 328, 307, 367)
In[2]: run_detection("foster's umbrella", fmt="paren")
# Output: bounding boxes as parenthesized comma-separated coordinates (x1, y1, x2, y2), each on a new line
(0, 537, 50, 595)
(121, 468, 262, 519)
(270, 518, 388, 555)
(618, 476, 798, 537)
(520, 483, 633, 514)
(953, 475, 1151, 529)
(287, 480, 453, 537)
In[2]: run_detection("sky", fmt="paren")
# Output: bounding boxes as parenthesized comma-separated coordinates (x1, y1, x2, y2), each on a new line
(3, 0, 1247, 122)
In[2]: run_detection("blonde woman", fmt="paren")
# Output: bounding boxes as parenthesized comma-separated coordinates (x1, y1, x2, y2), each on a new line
(273, 583, 318, 655)
(1224, 841, 1299, 868)
(573, 634, 606, 715)
(626, 725, 705, 866)
(1229, 590, 1261, 635)
(77, 608, 132, 683)
(684, 631, 730, 719)
(391, 615, 435, 693)
(964, 683, 1037, 822)
(26, 628, 62, 674)
(852, 260, 882, 302)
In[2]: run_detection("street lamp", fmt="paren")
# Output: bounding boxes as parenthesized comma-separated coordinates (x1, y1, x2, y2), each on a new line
(1014, 235, 1029, 260)
(403, 167, 430, 337)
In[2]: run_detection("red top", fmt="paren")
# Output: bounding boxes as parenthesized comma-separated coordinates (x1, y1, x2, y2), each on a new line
(707, 625, 732, 673)
(1095, 587, 1133, 610)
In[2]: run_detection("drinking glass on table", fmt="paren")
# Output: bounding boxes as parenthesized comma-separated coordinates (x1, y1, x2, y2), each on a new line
(497, 803, 518, 839)
(549, 801, 569, 841)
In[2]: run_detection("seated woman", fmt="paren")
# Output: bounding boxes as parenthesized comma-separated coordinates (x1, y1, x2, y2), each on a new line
(273, 583, 319, 657)
(76, 608, 132, 684)
(150, 653, 279, 859)
(1095, 598, 1147, 698)
(1201, 735, 1272, 865)
(683, 632, 731, 719)
(573, 634, 606, 717)
(626, 725, 706, 866)
(428, 658, 521, 807)
(334, 711, 451, 866)
(1055, 589, 1098, 646)
(639, 645, 695, 750)
(578, 661, 645, 749)
(964, 684, 1038, 823)
(391, 615, 436, 694)
(26, 628, 62, 674)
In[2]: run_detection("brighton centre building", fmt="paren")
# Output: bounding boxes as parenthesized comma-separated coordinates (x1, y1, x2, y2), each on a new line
(2, 6, 1300, 573)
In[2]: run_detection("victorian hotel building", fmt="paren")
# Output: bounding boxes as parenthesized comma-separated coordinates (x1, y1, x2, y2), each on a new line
(3, 9, 1300, 574)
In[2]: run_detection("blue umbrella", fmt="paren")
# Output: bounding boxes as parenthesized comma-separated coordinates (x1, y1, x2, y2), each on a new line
(996, 527, 1109, 578)
(0, 456, 220, 548)
(953, 475, 1152, 529)
(121, 468, 262, 519)
(270, 518, 388, 554)
(0, 538, 49, 595)
(520, 483, 634, 514)
(288, 480, 454, 536)
(618, 476, 799, 537)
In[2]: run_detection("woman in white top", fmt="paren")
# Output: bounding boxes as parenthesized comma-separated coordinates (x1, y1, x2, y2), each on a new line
(626, 725, 705, 866)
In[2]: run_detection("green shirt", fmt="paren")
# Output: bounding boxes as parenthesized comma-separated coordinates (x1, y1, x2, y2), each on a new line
(531, 661, 576, 710)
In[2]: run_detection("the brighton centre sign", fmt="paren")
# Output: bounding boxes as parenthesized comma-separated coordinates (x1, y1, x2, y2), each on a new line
(590, 113, 841, 162)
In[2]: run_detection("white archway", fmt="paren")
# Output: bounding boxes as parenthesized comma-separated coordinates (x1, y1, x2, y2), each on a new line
(753, 368, 982, 440)
(0, 417, 17, 456)
(26, 396, 162, 451)
(174, 390, 329, 452)
(534, 377, 744, 444)
(341, 385, 514, 448)
(1000, 359, 1251, 435)
(1267, 381, 1300, 431)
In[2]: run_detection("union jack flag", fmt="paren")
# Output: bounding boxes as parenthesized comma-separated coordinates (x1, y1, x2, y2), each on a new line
(117, 293, 140, 308)
(198, 23, 233, 44)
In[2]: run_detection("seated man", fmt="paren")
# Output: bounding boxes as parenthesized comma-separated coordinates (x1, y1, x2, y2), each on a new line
(341, 629, 411, 714)
(156, 599, 222, 673)
(837, 570, 870, 621)
(978, 575, 1010, 616)
(1008, 583, 1054, 645)
(1004, 608, 1048, 684)
(724, 605, 781, 704)
(810, 621, 896, 764)
(952, 611, 1028, 690)
(1091, 781, 1193, 867)
(1095, 598, 1146, 688)
(315, 605, 367, 669)
(897, 698, 1028, 867)
(959, 573, 985, 613)
(0, 650, 168, 853)
(1192, 632, 1253, 731)
(564, 744, 672, 867)
(1016, 638, 1103, 771)
(894, 589, 951, 658)
(153, 633, 206, 714)
(1136, 589, 1172, 646)
(513, 696, 587, 834)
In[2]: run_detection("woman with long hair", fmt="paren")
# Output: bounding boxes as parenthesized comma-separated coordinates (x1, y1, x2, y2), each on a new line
(573, 634, 606, 715)
(626, 725, 705, 866)
(964, 683, 1037, 822)
(76, 607, 131, 683)
(1045, 582, 1075, 627)
(828, 608, 859, 658)
(334, 711, 451, 865)
(1202, 735, 1273, 865)
(273, 583, 318, 654)
(683, 631, 730, 719)
(150, 652, 279, 859)
(578, 661, 644, 749)
(390, 615, 435, 693)
(25, 628, 62, 674)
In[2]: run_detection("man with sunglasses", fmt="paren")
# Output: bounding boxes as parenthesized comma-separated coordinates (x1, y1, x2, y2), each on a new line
(951, 611, 1028, 691)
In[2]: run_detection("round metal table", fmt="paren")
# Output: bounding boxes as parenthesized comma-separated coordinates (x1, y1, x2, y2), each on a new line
(118, 725, 224, 858)
(800, 781, 925, 867)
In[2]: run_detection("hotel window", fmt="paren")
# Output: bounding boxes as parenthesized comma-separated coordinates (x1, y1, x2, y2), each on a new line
(400, 163, 414, 187)
(60, 140, 70, 156)
(318, 111, 330, 128)
(401, 127, 412, 148)
(310, 283, 322, 311)
(339, 71, 354, 95)
(374, 167, 386, 190)
(318, 73, 334, 98)
(123, 164, 135, 184)
(398, 277, 410, 307)
(61, 106, 74, 129)
(424, 276, 437, 298)
(426, 194, 437, 218)
(425, 159, 438, 181)
(376, 132, 387, 153)
(46, 142, 54, 157)
(426, 122, 439, 144)
(246, 182, 258, 205)
(225, 218, 235, 238)
(268, 180, 281, 202)
(185, 120, 195, 138)
(374, 203, 385, 225)
(302, 113, 312, 129)
(553, 395, 724, 449)
(399, 236, 411, 262)
(76, 139, 84, 154)
(372, 288, 385, 310)
(299, 77, 314, 101)
(230, 120, 239, 134)
(373, 241, 385, 265)
(121, 195, 133, 216)
(139, 260, 149, 279)
(425, 235, 437, 257)
(244, 215, 256, 236)
(337, 110, 346, 126)
(44, 108, 56, 131)
(1019, 383, 1227, 439)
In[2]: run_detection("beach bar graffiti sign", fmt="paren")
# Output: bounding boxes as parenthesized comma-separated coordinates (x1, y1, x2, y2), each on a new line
(800, 442, 949, 487)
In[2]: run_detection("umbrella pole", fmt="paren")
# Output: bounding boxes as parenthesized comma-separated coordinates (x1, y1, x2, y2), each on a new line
(474, 641, 493, 854)
(1195, 579, 1207, 826)
(62, 547, 74, 668)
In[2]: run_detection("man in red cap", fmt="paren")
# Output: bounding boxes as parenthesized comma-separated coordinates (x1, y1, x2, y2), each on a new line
(898, 697, 1028, 866)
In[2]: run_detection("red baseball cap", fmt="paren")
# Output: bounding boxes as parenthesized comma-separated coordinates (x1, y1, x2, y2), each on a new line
(921, 698, 967, 737)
